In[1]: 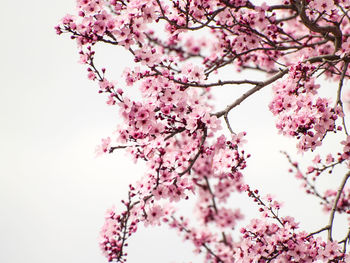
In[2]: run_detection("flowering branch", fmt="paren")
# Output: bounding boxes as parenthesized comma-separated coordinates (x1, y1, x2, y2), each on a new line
(58, 0, 350, 261)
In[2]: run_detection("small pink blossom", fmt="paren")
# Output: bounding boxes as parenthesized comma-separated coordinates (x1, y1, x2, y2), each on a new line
(144, 205, 164, 227)
(95, 137, 111, 156)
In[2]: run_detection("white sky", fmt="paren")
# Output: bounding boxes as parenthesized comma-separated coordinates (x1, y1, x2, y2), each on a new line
(1, 1, 349, 263)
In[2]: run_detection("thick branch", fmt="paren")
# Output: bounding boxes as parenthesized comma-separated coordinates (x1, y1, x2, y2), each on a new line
(295, 0, 342, 51)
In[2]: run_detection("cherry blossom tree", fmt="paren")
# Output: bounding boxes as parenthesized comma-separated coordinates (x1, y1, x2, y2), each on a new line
(57, 0, 350, 262)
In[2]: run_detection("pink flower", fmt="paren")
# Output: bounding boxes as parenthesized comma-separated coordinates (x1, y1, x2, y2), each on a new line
(95, 137, 111, 156)
(232, 132, 247, 147)
(309, 0, 335, 13)
(312, 154, 321, 164)
(181, 63, 205, 82)
(341, 136, 350, 152)
(144, 205, 164, 227)
(325, 154, 334, 164)
(87, 71, 96, 80)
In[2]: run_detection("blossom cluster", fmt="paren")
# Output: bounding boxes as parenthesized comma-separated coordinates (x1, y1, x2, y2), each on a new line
(238, 217, 347, 262)
(270, 62, 343, 151)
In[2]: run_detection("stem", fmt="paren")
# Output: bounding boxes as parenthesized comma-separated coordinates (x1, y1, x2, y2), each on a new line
(327, 171, 350, 241)
(336, 60, 349, 136)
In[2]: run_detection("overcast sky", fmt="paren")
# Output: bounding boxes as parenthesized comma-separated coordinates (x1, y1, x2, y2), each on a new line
(0, 1, 349, 263)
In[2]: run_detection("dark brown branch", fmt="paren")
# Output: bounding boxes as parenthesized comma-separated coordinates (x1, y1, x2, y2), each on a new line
(295, 0, 342, 51)
(109, 145, 128, 153)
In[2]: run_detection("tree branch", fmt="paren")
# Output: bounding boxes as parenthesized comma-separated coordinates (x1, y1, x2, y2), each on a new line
(213, 54, 343, 119)
(327, 171, 350, 241)
(295, 0, 342, 51)
(214, 68, 289, 118)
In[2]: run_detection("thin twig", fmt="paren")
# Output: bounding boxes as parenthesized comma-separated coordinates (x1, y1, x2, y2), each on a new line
(336, 60, 349, 136)
(327, 171, 350, 241)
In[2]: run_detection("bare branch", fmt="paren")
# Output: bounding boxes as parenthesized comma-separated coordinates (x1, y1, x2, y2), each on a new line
(173, 79, 263, 88)
(214, 68, 289, 118)
(336, 60, 349, 136)
(338, 227, 350, 254)
(328, 171, 350, 241)
(307, 225, 330, 238)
